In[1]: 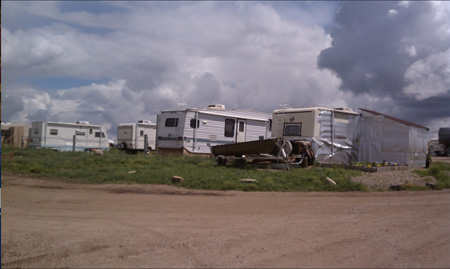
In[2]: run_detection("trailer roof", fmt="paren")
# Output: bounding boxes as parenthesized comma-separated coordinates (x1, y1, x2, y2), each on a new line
(118, 122, 156, 127)
(359, 108, 429, 131)
(160, 108, 272, 122)
(34, 121, 103, 128)
(273, 107, 359, 115)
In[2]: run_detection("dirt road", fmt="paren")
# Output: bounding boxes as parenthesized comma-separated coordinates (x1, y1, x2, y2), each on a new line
(2, 174, 450, 268)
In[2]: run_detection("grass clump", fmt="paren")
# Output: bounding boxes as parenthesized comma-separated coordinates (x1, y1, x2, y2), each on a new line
(1, 145, 368, 192)
(414, 161, 450, 190)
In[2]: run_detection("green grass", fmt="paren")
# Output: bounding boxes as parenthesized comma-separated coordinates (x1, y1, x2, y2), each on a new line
(413, 161, 450, 190)
(1, 145, 364, 192)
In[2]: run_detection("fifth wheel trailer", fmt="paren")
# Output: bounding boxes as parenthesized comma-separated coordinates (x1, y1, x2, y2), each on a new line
(117, 120, 157, 152)
(29, 121, 109, 151)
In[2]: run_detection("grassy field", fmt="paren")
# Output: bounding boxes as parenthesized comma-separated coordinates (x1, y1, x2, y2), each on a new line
(2, 145, 449, 192)
(1, 145, 367, 192)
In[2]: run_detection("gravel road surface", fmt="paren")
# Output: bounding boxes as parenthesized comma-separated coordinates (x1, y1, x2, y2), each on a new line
(1, 174, 450, 268)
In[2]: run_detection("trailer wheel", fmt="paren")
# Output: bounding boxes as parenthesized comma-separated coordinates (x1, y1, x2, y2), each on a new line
(216, 155, 227, 166)
(120, 142, 127, 150)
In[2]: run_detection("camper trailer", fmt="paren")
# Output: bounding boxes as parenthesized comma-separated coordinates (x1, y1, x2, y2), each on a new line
(272, 107, 359, 164)
(117, 120, 157, 152)
(156, 104, 272, 156)
(29, 121, 109, 151)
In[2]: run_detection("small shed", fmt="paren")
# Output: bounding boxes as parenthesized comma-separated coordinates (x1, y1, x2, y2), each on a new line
(1, 123, 31, 148)
(354, 108, 429, 168)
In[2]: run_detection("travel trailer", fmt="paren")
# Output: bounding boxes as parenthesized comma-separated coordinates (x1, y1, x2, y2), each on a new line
(156, 104, 272, 156)
(29, 121, 109, 151)
(272, 107, 359, 164)
(117, 120, 157, 152)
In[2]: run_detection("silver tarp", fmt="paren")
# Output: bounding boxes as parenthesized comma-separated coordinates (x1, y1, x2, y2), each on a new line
(310, 110, 427, 168)
(313, 110, 358, 165)
(354, 111, 427, 168)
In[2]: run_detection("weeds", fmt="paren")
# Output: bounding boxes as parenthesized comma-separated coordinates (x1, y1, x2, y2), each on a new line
(414, 161, 450, 190)
(0, 145, 369, 192)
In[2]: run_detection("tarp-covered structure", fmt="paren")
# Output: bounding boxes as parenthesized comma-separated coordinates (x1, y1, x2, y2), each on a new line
(354, 109, 429, 168)
(272, 107, 359, 165)
(272, 107, 429, 168)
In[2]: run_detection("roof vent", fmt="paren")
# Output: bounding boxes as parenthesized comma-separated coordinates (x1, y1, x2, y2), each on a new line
(138, 120, 152, 124)
(76, 121, 90, 125)
(207, 104, 226, 110)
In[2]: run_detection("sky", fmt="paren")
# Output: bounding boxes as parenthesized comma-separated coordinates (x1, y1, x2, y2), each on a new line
(2, 1, 449, 139)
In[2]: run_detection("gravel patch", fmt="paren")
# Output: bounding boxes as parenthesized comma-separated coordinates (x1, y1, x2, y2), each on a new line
(351, 169, 436, 190)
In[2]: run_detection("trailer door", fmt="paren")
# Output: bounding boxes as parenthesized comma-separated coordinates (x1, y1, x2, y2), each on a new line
(118, 126, 133, 149)
(236, 119, 246, 143)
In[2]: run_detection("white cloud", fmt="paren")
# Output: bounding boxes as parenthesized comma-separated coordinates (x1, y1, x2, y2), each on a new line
(388, 9, 398, 16)
(2, 1, 345, 138)
(404, 49, 450, 100)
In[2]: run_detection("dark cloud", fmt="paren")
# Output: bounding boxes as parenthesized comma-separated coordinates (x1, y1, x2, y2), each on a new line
(318, 2, 450, 98)
(1, 95, 25, 122)
(318, 1, 450, 134)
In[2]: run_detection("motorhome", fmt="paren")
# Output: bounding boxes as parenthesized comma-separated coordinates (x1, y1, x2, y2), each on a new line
(272, 107, 359, 164)
(156, 104, 272, 156)
(29, 121, 109, 151)
(117, 120, 157, 152)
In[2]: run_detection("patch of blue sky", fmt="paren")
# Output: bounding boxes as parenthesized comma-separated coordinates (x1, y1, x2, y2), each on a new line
(23, 77, 110, 91)
(2, 14, 57, 32)
(58, 1, 126, 14)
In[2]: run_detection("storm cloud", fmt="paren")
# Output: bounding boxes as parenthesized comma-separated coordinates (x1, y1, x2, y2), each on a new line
(318, 1, 450, 129)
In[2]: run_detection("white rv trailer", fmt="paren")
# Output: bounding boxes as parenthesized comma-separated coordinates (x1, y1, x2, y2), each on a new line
(29, 121, 109, 151)
(117, 120, 157, 152)
(156, 104, 272, 156)
(272, 107, 359, 164)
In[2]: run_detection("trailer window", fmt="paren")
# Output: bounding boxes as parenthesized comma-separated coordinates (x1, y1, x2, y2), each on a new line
(50, 129, 58, 135)
(95, 132, 106, 138)
(165, 118, 179, 127)
(224, 119, 235, 137)
(190, 119, 200, 129)
(284, 123, 302, 136)
(90, 129, 93, 135)
(239, 121, 245, 132)
(34, 128, 39, 135)
(76, 131, 86, 136)
(140, 130, 144, 137)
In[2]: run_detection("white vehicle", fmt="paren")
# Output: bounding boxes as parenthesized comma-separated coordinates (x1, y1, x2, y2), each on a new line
(117, 120, 157, 152)
(429, 138, 445, 156)
(272, 107, 359, 164)
(29, 121, 109, 151)
(156, 104, 272, 156)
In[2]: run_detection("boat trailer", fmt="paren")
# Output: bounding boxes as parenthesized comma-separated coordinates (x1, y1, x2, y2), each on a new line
(209, 138, 315, 169)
